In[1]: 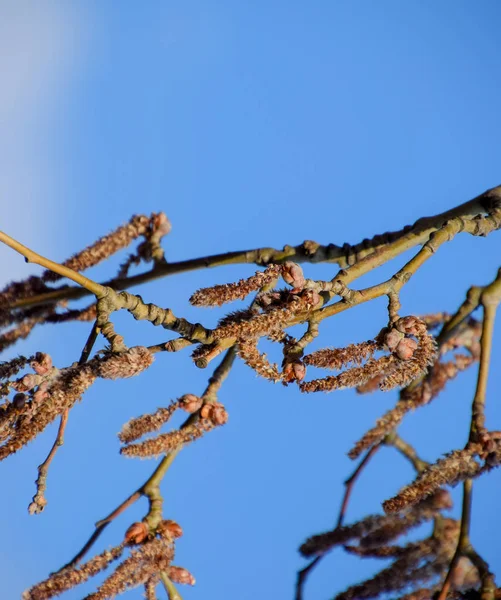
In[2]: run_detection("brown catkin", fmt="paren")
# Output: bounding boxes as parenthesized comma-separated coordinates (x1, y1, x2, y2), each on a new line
(300, 356, 395, 393)
(84, 538, 174, 600)
(334, 539, 437, 600)
(23, 544, 125, 600)
(237, 338, 282, 381)
(348, 404, 407, 459)
(383, 448, 482, 513)
(190, 265, 281, 307)
(0, 363, 97, 461)
(0, 355, 33, 380)
(118, 401, 180, 444)
(303, 340, 379, 370)
(379, 330, 437, 391)
(211, 293, 311, 341)
(121, 421, 213, 458)
(97, 347, 154, 380)
(42, 215, 152, 282)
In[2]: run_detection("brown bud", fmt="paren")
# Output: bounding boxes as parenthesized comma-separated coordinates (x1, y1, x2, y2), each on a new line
(395, 316, 421, 336)
(282, 361, 306, 383)
(200, 403, 212, 419)
(30, 352, 52, 375)
(180, 394, 203, 413)
(167, 566, 196, 586)
(282, 262, 305, 290)
(384, 329, 404, 352)
(124, 521, 149, 545)
(210, 404, 228, 426)
(160, 519, 183, 539)
(153, 212, 172, 237)
(200, 402, 228, 425)
(395, 337, 418, 360)
(12, 392, 27, 409)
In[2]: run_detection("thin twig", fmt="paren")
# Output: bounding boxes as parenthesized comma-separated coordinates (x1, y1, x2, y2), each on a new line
(57, 347, 236, 570)
(29, 321, 101, 514)
(295, 445, 380, 600)
(3, 185, 500, 312)
(160, 572, 183, 600)
(436, 478, 473, 600)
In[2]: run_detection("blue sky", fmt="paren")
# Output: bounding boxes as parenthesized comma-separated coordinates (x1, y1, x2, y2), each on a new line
(1, 2, 501, 599)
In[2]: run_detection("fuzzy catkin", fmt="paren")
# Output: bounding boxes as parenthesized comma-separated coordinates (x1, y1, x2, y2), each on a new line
(303, 340, 379, 370)
(119, 402, 180, 444)
(84, 538, 174, 599)
(237, 338, 281, 381)
(121, 421, 213, 458)
(97, 346, 154, 380)
(300, 356, 395, 393)
(190, 265, 281, 307)
(383, 448, 482, 513)
(24, 544, 125, 600)
(42, 215, 152, 282)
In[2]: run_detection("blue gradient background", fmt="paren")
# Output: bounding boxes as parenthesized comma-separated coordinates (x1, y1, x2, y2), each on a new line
(1, 2, 500, 599)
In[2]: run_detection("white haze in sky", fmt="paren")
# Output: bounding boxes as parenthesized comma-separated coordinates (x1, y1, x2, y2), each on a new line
(0, 2, 90, 283)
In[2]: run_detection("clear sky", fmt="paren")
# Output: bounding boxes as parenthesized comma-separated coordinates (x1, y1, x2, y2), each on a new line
(1, 2, 501, 599)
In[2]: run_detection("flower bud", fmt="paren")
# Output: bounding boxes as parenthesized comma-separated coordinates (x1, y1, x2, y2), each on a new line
(153, 212, 172, 237)
(180, 394, 203, 413)
(395, 337, 418, 360)
(384, 329, 404, 352)
(200, 402, 228, 425)
(124, 521, 149, 545)
(159, 519, 183, 539)
(210, 404, 228, 425)
(200, 403, 212, 420)
(395, 316, 421, 336)
(167, 566, 196, 586)
(282, 361, 306, 383)
(282, 262, 305, 290)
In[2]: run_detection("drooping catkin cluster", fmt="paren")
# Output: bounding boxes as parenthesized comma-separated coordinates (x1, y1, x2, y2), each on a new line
(0, 195, 500, 600)
(118, 394, 203, 444)
(0, 347, 154, 460)
(119, 401, 181, 444)
(349, 318, 481, 459)
(42, 213, 170, 282)
(300, 316, 436, 394)
(84, 536, 174, 599)
(24, 514, 191, 600)
(333, 520, 465, 600)
(189, 262, 320, 383)
(299, 487, 471, 600)
(23, 543, 126, 600)
(383, 444, 499, 514)
(23, 515, 191, 600)
(300, 489, 451, 557)
(120, 394, 228, 458)
(0, 213, 170, 354)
